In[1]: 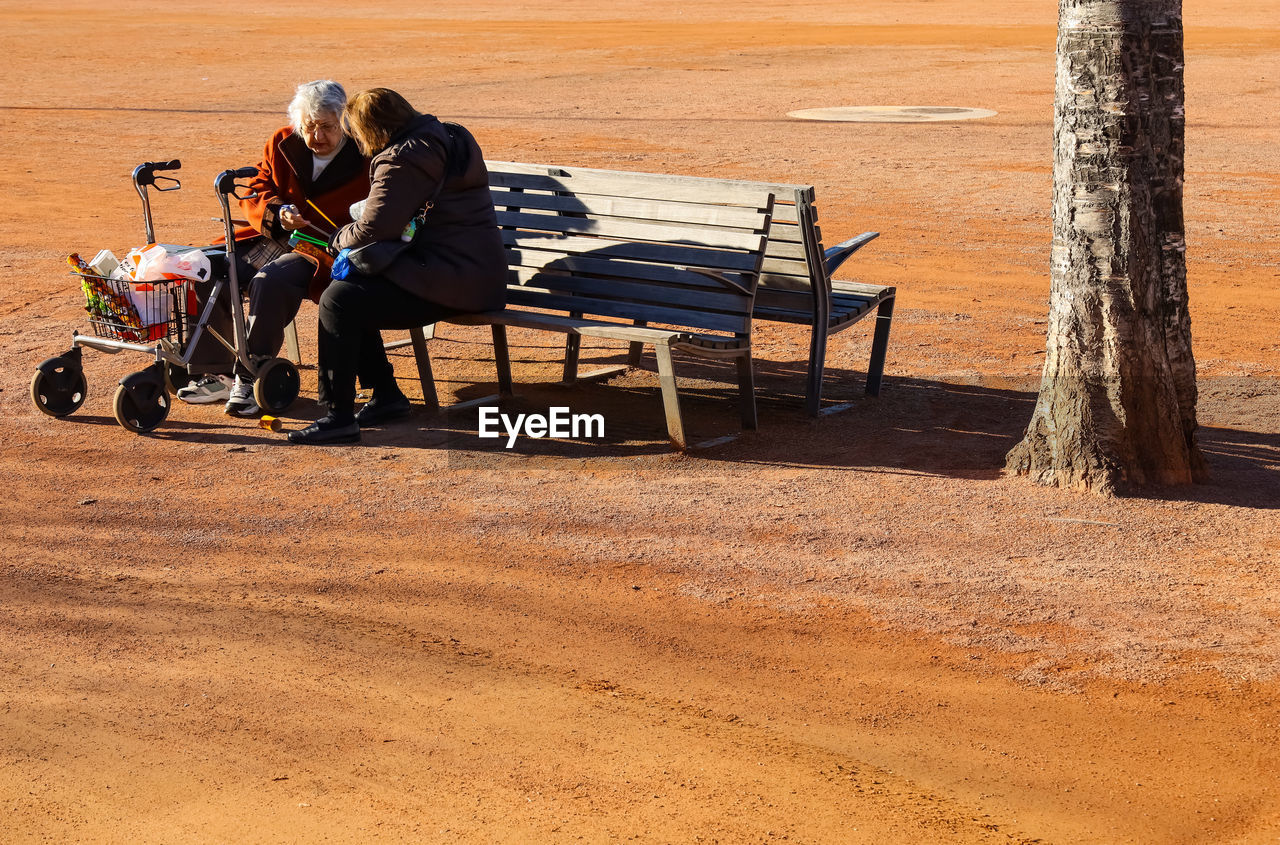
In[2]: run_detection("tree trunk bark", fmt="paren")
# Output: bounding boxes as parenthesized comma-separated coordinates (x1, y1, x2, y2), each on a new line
(1005, 0, 1207, 494)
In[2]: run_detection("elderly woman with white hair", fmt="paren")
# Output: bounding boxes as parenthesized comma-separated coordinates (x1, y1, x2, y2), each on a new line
(176, 79, 371, 416)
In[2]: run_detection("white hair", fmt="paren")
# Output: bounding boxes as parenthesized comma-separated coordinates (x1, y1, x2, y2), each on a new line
(287, 80, 347, 130)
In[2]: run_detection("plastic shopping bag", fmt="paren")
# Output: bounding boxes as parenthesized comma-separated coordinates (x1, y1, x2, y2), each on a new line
(127, 244, 211, 282)
(331, 248, 353, 281)
(126, 283, 172, 329)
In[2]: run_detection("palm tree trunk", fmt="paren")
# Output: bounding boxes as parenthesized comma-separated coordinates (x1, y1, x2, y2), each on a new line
(1006, 0, 1207, 494)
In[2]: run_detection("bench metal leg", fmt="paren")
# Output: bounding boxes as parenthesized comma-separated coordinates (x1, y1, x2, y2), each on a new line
(804, 322, 829, 417)
(653, 342, 687, 449)
(493, 324, 514, 397)
(283, 319, 301, 364)
(735, 353, 758, 430)
(865, 296, 895, 397)
(408, 325, 439, 413)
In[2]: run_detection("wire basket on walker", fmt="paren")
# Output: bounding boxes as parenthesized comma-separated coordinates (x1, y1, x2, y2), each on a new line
(72, 253, 191, 345)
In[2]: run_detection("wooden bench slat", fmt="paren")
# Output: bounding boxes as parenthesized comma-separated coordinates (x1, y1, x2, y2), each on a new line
(500, 230, 763, 273)
(507, 249, 755, 291)
(450, 310, 746, 350)
(509, 269, 754, 315)
(754, 287, 815, 311)
(833, 279, 896, 297)
(489, 162, 779, 207)
(495, 209, 768, 252)
(764, 218, 805, 242)
(761, 241, 808, 262)
(756, 287, 893, 326)
(760, 258, 814, 279)
(490, 189, 770, 230)
(505, 289, 752, 334)
(750, 306, 816, 325)
(763, 203, 801, 226)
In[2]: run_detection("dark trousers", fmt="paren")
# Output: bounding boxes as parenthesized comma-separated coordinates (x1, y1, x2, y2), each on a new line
(317, 275, 458, 416)
(237, 252, 314, 378)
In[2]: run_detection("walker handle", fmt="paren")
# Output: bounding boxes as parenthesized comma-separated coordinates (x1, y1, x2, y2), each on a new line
(215, 166, 260, 195)
(134, 160, 182, 188)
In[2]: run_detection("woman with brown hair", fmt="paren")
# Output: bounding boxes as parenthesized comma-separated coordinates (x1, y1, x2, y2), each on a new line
(289, 88, 506, 445)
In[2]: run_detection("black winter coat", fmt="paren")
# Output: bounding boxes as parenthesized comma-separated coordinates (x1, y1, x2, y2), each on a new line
(333, 113, 506, 312)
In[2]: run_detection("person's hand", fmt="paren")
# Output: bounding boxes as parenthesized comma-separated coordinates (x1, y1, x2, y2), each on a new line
(278, 204, 311, 231)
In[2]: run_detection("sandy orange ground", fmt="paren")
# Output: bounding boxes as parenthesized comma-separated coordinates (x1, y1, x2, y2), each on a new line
(1, 1, 1278, 842)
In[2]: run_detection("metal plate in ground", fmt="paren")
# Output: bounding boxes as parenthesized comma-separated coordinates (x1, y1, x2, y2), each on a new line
(787, 106, 998, 123)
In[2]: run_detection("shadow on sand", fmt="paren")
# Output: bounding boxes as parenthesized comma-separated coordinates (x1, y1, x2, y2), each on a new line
(85, 342, 1276, 508)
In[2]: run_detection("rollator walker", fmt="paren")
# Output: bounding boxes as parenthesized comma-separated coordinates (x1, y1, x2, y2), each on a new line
(30, 160, 301, 433)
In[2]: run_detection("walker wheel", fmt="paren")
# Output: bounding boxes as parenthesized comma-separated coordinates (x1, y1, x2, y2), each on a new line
(254, 357, 300, 413)
(30, 355, 87, 417)
(112, 368, 170, 433)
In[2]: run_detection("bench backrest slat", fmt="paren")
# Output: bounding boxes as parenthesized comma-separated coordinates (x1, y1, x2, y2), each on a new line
(506, 285, 753, 333)
(490, 162, 777, 205)
(490, 188, 768, 230)
(508, 269, 753, 315)
(494, 209, 766, 253)
(501, 230, 763, 274)
(507, 249, 756, 292)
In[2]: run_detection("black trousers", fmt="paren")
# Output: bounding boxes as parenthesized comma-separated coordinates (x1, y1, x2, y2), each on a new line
(317, 275, 458, 416)
(236, 252, 313, 379)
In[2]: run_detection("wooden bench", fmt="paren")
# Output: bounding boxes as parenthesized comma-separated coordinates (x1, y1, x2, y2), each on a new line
(427, 165, 894, 418)
(407, 162, 776, 448)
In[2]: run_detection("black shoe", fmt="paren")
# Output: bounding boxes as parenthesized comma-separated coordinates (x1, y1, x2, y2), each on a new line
(287, 414, 361, 445)
(355, 392, 412, 428)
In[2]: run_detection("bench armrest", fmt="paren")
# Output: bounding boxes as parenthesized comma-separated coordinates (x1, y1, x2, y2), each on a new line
(824, 232, 880, 278)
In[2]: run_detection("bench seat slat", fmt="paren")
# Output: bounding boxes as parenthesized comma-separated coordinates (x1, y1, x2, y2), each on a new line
(833, 279, 897, 298)
(753, 288, 893, 328)
(450, 310, 747, 351)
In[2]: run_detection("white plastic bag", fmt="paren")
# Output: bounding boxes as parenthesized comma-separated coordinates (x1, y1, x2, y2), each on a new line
(127, 283, 172, 327)
(127, 244, 211, 282)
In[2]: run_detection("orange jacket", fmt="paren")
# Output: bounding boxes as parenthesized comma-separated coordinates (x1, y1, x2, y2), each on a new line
(238, 126, 370, 300)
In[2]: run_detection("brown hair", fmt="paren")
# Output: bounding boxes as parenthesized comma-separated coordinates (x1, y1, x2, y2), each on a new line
(343, 88, 418, 156)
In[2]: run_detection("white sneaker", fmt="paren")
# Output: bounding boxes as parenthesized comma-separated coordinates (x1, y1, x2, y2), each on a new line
(223, 377, 260, 417)
(177, 374, 232, 404)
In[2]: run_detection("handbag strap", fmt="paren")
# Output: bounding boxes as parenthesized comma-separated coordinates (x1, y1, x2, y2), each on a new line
(419, 122, 467, 216)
